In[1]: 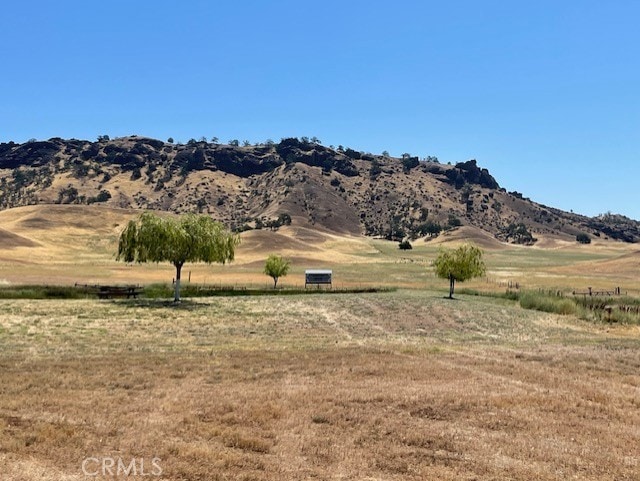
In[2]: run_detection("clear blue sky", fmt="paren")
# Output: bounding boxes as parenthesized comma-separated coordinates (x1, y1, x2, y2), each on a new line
(1, 1, 639, 219)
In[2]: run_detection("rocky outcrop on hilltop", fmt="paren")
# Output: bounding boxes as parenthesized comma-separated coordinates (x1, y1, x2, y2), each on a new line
(0, 135, 638, 243)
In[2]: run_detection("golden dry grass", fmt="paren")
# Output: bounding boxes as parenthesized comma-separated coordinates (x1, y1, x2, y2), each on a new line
(1, 205, 640, 479)
(0, 292, 639, 480)
(1, 204, 639, 293)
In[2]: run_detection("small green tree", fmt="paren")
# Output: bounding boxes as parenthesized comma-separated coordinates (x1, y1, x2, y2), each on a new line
(433, 244, 486, 299)
(117, 212, 240, 302)
(264, 254, 290, 288)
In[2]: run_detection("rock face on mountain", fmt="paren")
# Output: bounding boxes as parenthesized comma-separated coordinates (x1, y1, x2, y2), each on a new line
(0, 135, 638, 243)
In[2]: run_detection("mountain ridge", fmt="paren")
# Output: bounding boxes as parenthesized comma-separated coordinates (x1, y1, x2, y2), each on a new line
(1, 135, 638, 243)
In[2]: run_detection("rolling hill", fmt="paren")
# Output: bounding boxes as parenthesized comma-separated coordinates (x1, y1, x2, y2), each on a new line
(1, 135, 639, 244)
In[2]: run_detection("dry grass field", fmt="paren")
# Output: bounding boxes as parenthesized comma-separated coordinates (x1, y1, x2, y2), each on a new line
(1, 205, 640, 480)
(1, 292, 639, 480)
(1, 205, 639, 293)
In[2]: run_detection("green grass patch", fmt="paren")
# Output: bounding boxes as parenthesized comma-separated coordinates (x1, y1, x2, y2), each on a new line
(456, 288, 520, 301)
(459, 288, 580, 317)
(0, 285, 90, 299)
(0, 283, 395, 300)
(519, 291, 577, 315)
(144, 283, 395, 298)
(574, 296, 640, 324)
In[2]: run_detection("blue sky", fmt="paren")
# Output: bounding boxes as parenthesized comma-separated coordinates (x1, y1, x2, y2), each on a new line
(1, 1, 639, 219)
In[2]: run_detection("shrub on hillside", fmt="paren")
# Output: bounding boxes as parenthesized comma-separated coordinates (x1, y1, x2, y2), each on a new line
(576, 233, 591, 244)
(401, 156, 419, 172)
(446, 215, 462, 229)
(87, 190, 112, 204)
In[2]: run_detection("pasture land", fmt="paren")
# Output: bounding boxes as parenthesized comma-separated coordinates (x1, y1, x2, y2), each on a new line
(1, 292, 639, 480)
(1, 205, 639, 295)
(1, 205, 639, 479)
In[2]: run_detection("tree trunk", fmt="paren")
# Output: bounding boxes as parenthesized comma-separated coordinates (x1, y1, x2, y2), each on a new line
(174, 262, 184, 302)
(449, 275, 455, 299)
(273, 277, 278, 289)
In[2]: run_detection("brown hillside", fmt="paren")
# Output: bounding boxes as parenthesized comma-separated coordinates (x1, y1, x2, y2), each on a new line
(1, 136, 639, 245)
(428, 225, 507, 250)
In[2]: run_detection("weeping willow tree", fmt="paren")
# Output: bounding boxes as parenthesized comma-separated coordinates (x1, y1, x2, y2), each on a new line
(117, 212, 240, 302)
(433, 243, 486, 299)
